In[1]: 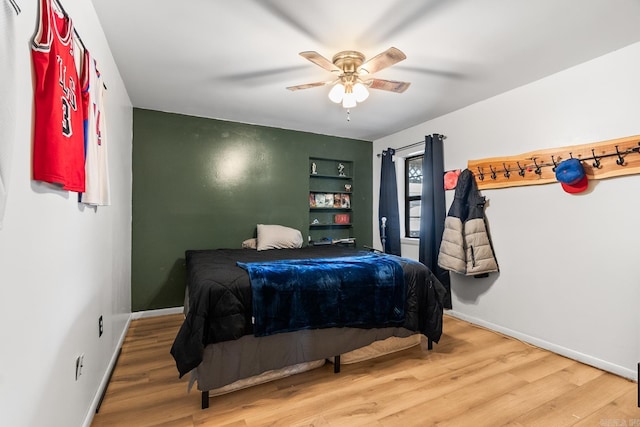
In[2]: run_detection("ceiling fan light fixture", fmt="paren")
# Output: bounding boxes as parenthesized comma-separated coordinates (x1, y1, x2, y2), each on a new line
(342, 96, 357, 109)
(353, 82, 369, 102)
(328, 83, 345, 103)
(342, 87, 357, 108)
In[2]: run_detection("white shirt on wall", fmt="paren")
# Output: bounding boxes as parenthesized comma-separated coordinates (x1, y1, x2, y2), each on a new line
(80, 50, 111, 206)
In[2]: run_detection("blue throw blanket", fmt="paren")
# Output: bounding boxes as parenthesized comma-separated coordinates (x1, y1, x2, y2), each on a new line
(238, 254, 406, 337)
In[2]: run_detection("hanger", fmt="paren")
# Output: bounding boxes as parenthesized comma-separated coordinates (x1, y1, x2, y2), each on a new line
(51, 0, 87, 53)
(9, 0, 20, 14)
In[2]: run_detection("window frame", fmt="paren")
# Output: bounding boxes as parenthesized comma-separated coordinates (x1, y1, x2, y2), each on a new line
(404, 154, 423, 238)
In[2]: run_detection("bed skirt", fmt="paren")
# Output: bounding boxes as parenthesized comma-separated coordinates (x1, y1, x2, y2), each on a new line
(191, 326, 418, 392)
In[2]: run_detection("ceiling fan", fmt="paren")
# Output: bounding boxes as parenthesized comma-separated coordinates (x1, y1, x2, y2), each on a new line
(286, 47, 410, 109)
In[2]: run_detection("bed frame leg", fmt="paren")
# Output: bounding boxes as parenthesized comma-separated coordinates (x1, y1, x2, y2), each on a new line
(428, 338, 433, 350)
(201, 390, 209, 409)
(334, 355, 341, 373)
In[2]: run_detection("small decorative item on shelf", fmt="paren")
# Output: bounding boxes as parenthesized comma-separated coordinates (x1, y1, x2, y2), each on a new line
(334, 213, 350, 224)
(309, 193, 316, 207)
(344, 184, 352, 192)
(338, 163, 345, 176)
(311, 162, 317, 175)
(312, 218, 320, 225)
(333, 194, 342, 208)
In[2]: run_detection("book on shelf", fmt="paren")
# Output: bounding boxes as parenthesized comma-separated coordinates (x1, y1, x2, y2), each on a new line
(341, 194, 351, 208)
(324, 193, 334, 208)
(310, 192, 351, 208)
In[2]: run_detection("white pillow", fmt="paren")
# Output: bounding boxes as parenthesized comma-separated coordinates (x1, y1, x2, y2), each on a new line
(257, 224, 303, 251)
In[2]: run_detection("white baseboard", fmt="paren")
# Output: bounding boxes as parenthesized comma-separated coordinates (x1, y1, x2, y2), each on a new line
(446, 310, 637, 382)
(82, 307, 184, 426)
(131, 306, 184, 319)
(83, 314, 132, 427)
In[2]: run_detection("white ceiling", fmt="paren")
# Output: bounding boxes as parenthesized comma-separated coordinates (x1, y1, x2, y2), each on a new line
(92, 0, 640, 141)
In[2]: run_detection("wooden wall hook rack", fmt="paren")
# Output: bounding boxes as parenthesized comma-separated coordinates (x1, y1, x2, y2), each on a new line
(467, 135, 640, 190)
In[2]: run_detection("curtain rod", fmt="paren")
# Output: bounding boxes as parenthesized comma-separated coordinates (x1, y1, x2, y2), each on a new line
(377, 134, 447, 157)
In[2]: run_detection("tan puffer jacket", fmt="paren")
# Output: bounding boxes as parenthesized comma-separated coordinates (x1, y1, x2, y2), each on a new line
(437, 169, 498, 276)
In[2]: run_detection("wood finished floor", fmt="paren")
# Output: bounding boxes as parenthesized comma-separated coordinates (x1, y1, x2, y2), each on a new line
(91, 314, 639, 427)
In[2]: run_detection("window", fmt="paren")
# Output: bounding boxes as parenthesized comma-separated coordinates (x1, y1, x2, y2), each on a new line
(405, 155, 423, 237)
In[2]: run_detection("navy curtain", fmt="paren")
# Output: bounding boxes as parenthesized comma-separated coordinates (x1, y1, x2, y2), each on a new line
(378, 148, 401, 255)
(419, 134, 452, 308)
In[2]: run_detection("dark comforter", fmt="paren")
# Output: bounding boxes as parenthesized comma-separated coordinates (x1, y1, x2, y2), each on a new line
(170, 246, 446, 377)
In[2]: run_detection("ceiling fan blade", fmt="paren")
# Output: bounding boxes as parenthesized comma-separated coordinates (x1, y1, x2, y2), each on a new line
(366, 78, 411, 93)
(358, 47, 406, 75)
(254, 2, 322, 44)
(286, 80, 334, 91)
(299, 51, 341, 73)
(365, 0, 454, 44)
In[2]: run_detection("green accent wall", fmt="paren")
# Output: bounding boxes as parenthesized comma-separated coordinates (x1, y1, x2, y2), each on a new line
(132, 108, 373, 311)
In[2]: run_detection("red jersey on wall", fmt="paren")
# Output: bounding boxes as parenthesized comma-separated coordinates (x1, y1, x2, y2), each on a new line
(31, 0, 85, 192)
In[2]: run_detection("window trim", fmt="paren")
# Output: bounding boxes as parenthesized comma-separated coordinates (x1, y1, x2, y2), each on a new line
(404, 154, 423, 238)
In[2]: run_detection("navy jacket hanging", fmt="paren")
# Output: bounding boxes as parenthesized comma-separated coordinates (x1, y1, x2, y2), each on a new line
(438, 169, 499, 277)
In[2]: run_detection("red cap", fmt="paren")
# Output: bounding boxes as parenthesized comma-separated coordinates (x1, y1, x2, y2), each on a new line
(560, 175, 588, 194)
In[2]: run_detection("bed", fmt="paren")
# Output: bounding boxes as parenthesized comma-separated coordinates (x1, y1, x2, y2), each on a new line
(170, 244, 447, 409)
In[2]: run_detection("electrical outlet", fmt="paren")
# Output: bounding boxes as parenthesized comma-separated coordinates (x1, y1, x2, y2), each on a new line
(98, 315, 103, 337)
(75, 354, 84, 380)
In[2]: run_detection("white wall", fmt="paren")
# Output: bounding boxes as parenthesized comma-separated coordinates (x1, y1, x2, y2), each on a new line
(0, 1, 132, 426)
(373, 42, 640, 380)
